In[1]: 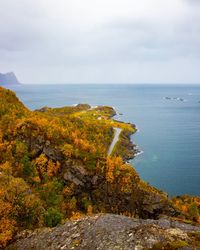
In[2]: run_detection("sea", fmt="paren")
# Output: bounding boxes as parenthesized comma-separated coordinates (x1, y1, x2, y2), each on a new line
(9, 84, 200, 196)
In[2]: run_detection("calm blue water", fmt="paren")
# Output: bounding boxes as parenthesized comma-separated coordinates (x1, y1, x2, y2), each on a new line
(9, 84, 200, 196)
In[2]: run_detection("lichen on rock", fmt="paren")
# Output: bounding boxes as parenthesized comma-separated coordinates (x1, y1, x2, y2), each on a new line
(8, 214, 200, 250)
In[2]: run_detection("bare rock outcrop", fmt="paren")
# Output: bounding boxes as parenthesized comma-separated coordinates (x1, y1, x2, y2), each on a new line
(8, 214, 200, 250)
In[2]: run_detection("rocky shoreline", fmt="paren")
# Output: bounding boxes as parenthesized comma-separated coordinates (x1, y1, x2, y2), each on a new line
(110, 108, 142, 161)
(112, 120, 141, 161)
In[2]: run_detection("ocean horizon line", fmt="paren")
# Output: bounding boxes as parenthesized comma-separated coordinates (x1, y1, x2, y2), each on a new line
(14, 82, 200, 85)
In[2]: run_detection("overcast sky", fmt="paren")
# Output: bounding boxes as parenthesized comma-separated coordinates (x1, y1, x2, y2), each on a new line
(0, 0, 200, 84)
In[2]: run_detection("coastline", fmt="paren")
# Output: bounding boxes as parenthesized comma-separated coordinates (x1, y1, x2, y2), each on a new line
(2, 87, 200, 249)
(111, 108, 143, 161)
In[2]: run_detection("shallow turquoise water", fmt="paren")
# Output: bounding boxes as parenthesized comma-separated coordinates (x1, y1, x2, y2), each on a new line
(10, 84, 200, 196)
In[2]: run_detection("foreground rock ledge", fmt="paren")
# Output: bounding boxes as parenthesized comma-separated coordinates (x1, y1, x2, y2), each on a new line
(8, 214, 200, 250)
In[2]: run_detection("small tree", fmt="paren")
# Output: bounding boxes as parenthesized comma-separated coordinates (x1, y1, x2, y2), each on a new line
(44, 208, 63, 227)
(189, 204, 199, 221)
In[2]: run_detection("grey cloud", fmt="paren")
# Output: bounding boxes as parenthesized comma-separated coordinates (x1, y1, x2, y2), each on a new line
(0, 0, 48, 52)
(82, 16, 200, 65)
(0, 0, 200, 83)
(185, 0, 200, 6)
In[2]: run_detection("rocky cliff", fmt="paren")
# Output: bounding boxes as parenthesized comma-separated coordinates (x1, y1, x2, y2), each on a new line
(0, 72, 20, 85)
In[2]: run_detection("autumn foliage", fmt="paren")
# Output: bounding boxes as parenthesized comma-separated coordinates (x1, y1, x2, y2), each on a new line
(0, 87, 135, 246)
(0, 87, 178, 247)
(172, 195, 200, 224)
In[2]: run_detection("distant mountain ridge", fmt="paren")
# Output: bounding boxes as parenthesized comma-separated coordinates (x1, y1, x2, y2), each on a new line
(0, 72, 20, 85)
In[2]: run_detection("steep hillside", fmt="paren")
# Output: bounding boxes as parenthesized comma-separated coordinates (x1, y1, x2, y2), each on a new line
(0, 86, 191, 248)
